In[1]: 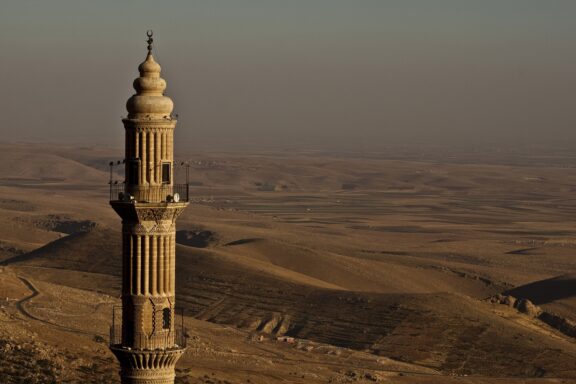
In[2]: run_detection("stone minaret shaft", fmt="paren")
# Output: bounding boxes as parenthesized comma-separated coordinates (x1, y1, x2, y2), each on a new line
(110, 32, 188, 384)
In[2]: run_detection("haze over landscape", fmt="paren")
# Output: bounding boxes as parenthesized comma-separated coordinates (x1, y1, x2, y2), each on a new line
(2, 1, 576, 150)
(2, 2, 576, 384)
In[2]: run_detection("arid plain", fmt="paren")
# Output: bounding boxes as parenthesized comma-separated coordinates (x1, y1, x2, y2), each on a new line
(1, 142, 576, 383)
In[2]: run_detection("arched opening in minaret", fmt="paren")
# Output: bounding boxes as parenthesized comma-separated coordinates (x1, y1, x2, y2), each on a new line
(162, 162, 171, 184)
(128, 159, 140, 184)
(162, 308, 171, 329)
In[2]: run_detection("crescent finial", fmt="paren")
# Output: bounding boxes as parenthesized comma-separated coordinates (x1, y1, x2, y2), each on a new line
(146, 30, 154, 53)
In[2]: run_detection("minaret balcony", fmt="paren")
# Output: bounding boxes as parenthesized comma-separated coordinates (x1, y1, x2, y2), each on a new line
(109, 183, 189, 203)
(109, 306, 188, 351)
(109, 324, 188, 351)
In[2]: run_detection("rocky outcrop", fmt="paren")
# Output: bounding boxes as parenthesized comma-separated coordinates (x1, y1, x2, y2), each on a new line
(488, 294, 576, 339)
(539, 312, 576, 338)
(515, 298, 542, 317)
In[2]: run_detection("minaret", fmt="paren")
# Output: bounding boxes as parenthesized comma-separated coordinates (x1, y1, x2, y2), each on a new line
(109, 31, 188, 384)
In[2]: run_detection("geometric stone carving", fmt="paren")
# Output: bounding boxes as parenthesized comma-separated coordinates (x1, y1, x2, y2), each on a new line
(111, 347, 184, 384)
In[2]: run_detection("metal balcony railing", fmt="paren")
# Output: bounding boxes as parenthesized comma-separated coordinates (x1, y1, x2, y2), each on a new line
(109, 325, 187, 349)
(109, 183, 189, 203)
(109, 307, 187, 350)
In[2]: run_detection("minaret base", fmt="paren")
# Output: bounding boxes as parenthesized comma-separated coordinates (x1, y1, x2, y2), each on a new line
(111, 347, 185, 384)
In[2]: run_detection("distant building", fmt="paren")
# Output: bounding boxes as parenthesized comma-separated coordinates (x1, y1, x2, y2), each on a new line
(276, 336, 295, 344)
(109, 31, 189, 384)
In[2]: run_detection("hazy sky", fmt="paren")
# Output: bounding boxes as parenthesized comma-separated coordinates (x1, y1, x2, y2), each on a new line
(1, 1, 575, 151)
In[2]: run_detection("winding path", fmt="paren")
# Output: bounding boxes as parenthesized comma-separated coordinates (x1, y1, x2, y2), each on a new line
(15, 276, 106, 337)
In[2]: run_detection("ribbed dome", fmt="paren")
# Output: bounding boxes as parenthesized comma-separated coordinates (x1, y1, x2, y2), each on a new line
(126, 52, 174, 119)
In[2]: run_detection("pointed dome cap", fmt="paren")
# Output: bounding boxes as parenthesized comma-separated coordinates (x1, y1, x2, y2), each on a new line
(126, 31, 174, 119)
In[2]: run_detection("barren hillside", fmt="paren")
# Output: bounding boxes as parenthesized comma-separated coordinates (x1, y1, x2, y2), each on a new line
(2, 143, 576, 383)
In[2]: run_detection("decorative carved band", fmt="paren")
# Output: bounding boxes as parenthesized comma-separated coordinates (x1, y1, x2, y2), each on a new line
(124, 222, 175, 235)
(124, 296, 175, 306)
(111, 347, 184, 374)
(123, 118, 177, 129)
(135, 206, 187, 223)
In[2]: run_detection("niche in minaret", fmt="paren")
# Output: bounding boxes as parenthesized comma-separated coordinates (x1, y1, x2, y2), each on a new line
(162, 308, 171, 329)
(129, 160, 140, 184)
(162, 163, 171, 184)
